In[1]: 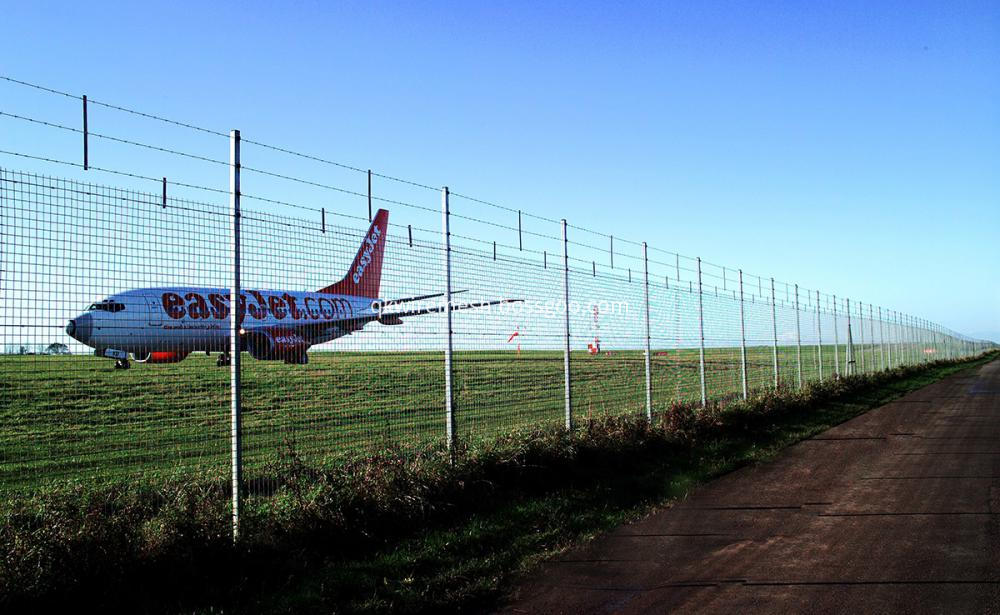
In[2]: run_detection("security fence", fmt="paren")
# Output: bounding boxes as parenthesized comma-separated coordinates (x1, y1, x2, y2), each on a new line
(0, 76, 995, 538)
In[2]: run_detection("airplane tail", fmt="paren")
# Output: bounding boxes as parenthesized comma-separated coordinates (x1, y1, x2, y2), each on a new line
(318, 209, 389, 299)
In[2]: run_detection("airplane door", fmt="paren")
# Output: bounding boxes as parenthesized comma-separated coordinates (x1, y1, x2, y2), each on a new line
(146, 295, 163, 326)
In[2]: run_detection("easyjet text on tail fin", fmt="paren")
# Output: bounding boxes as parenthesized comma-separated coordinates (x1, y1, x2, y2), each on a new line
(318, 209, 389, 299)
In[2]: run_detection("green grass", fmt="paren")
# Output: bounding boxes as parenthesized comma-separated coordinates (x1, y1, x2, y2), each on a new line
(0, 344, 942, 491)
(1, 352, 993, 613)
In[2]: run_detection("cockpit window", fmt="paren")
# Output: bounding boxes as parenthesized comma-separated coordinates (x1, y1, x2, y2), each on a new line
(87, 301, 125, 313)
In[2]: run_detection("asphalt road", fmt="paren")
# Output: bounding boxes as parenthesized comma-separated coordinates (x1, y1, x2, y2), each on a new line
(501, 360, 1000, 614)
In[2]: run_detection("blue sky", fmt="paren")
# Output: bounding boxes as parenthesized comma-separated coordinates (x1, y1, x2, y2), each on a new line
(1, 0, 997, 340)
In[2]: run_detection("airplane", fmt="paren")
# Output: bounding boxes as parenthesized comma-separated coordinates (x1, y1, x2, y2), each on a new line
(65, 209, 519, 369)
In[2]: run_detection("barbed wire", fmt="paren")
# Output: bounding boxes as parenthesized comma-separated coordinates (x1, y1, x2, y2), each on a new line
(0, 74, 968, 327)
(0, 149, 228, 196)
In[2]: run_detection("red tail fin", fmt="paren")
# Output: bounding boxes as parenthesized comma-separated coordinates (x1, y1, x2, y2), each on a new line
(318, 209, 389, 299)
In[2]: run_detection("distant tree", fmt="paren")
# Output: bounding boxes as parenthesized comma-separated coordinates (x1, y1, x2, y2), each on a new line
(45, 343, 70, 355)
(18, 346, 27, 355)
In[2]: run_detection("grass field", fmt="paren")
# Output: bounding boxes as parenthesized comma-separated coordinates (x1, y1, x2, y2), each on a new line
(0, 343, 917, 491)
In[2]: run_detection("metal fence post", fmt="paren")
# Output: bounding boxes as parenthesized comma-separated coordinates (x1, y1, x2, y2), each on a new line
(896, 311, 902, 366)
(906, 314, 911, 362)
(441, 187, 455, 450)
(924, 319, 930, 362)
(869, 304, 876, 370)
(917, 318, 924, 362)
(562, 220, 572, 430)
(846, 298, 853, 375)
(643, 242, 653, 420)
(900, 313, 906, 365)
(815, 290, 822, 382)
(832, 294, 840, 376)
(894, 311, 901, 367)
(739, 270, 748, 400)
(857, 301, 866, 373)
(878, 306, 886, 370)
(908, 315, 915, 364)
(82, 94, 89, 170)
(906, 313, 911, 365)
(770, 277, 779, 389)
(697, 257, 707, 406)
(904, 313, 910, 365)
(794, 284, 802, 388)
(886, 308, 893, 368)
(228, 129, 242, 542)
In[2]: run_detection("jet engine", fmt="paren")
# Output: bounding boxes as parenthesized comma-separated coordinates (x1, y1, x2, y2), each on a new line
(246, 330, 310, 364)
(132, 350, 190, 364)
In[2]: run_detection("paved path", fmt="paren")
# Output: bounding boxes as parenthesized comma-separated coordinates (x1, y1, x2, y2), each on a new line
(501, 360, 1000, 614)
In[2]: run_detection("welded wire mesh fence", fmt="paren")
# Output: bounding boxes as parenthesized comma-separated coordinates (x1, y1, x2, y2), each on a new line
(0, 76, 995, 533)
(2, 165, 992, 495)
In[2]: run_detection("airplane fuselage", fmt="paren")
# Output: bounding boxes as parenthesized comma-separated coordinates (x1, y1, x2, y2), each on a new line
(66, 287, 378, 360)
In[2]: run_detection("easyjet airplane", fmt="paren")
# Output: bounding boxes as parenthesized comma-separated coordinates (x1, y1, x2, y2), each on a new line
(65, 209, 516, 368)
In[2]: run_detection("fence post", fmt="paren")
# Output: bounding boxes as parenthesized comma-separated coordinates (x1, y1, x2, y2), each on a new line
(815, 290, 822, 381)
(832, 294, 840, 376)
(228, 129, 242, 542)
(918, 318, 924, 362)
(770, 277, 779, 389)
(82, 95, 89, 170)
(908, 315, 915, 365)
(904, 313, 909, 365)
(441, 187, 455, 450)
(562, 220, 572, 430)
(878, 306, 886, 370)
(902, 314, 908, 365)
(924, 319, 930, 362)
(697, 257, 707, 406)
(885, 310, 893, 369)
(367, 169, 372, 222)
(900, 312, 906, 365)
(869, 304, 875, 369)
(794, 284, 802, 388)
(846, 298, 853, 375)
(900, 314, 906, 365)
(915, 318, 921, 363)
(893, 311, 906, 367)
(857, 301, 866, 373)
(739, 270, 748, 400)
(895, 311, 902, 366)
(517, 210, 522, 251)
(643, 242, 653, 420)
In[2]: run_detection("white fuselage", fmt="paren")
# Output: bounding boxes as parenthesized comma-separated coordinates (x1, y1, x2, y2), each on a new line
(66, 287, 378, 355)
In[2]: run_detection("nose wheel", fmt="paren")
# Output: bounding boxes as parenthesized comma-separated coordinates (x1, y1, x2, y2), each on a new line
(217, 353, 231, 367)
(114, 359, 131, 370)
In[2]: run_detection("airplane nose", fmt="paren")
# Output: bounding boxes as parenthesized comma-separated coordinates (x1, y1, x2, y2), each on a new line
(66, 313, 93, 343)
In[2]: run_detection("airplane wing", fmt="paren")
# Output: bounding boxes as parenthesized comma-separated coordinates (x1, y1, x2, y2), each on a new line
(377, 298, 523, 325)
(241, 297, 524, 346)
(372, 289, 467, 310)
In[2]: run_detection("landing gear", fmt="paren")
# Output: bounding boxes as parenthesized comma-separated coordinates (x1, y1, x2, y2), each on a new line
(217, 353, 231, 367)
(114, 359, 131, 370)
(284, 352, 308, 365)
